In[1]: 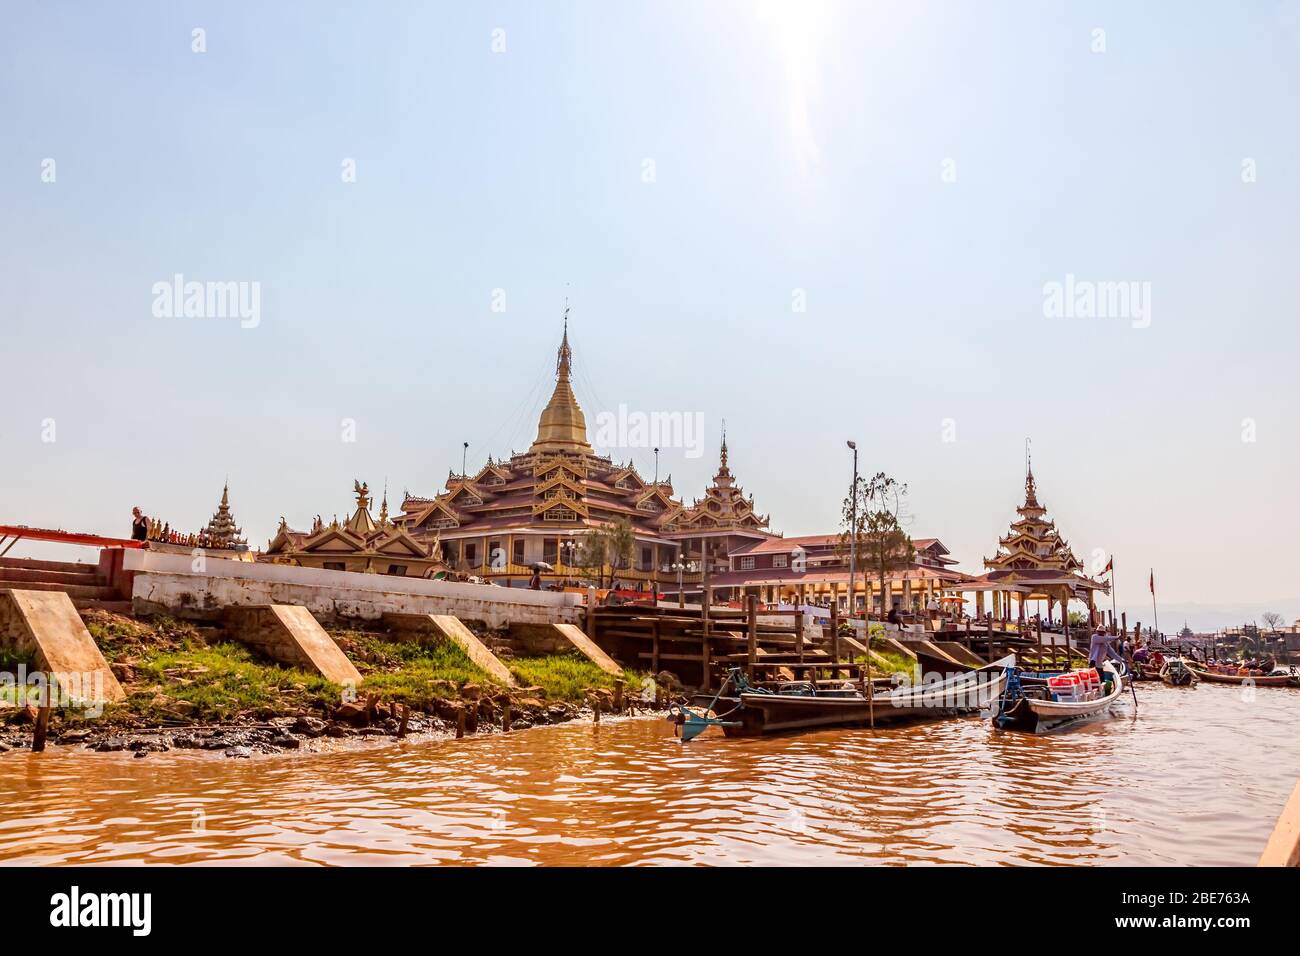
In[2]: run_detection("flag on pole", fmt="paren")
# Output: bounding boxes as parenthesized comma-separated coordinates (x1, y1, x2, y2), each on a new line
(1149, 569, 1155, 595)
(1101, 557, 1113, 575)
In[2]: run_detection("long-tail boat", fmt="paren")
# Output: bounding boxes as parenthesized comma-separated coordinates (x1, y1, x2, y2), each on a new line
(992, 662, 1125, 734)
(669, 657, 1014, 740)
(1183, 662, 1296, 687)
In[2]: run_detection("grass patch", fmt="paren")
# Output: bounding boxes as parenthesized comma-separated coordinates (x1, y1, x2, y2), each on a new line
(509, 654, 648, 703)
(0, 647, 33, 672)
(78, 611, 336, 722)
(853, 650, 916, 675)
(132, 643, 336, 721)
(330, 629, 500, 710)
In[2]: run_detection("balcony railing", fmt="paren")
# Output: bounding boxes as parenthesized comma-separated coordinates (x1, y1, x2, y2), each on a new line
(468, 563, 703, 585)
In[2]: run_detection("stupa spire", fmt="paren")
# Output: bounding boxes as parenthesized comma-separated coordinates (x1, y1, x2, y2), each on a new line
(1024, 437, 1039, 508)
(529, 306, 592, 454)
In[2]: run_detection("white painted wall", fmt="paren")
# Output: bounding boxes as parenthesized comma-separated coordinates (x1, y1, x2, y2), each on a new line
(122, 550, 581, 627)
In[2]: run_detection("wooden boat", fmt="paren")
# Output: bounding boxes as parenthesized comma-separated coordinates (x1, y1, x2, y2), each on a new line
(992, 662, 1125, 734)
(1183, 663, 1295, 687)
(671, 656, 1014, 740)
(1159, 658, 1197, 687)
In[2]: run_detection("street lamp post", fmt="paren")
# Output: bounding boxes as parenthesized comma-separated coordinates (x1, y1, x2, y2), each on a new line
(672, 555, 696, 609)
(846, 440, 858, 621)
(561, 533, 577, 578)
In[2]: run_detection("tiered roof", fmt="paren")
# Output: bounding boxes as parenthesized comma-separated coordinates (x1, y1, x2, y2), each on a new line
(204, 483, 248, 550)
(662, 430, 769, 533)
(983, 465, 1083, 574)
(266, 481, 444, 572)
(389, 327, 771, 547)
(973, 457, 1107, 599)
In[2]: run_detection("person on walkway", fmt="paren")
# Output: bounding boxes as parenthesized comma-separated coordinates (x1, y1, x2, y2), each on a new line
(131, 507, 149, 541)
(528, 568, 541, 590)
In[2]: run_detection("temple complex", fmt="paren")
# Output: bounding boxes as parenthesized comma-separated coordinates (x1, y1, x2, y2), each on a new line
(258, 323, 1106, 621)
(267, 322, 775, 591)
(961, 459, 1108, 624)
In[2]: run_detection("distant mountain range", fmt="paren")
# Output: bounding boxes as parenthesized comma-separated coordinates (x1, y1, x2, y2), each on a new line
(1131, 600, 1300, 634)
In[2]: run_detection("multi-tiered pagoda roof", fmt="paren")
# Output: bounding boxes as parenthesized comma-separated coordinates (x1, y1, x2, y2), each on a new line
(974, 459, 1107, 604)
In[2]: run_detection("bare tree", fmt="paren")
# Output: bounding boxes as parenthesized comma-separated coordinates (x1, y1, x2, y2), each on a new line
(839, 472, 915, 622)
(1261, 611, 1284, 632)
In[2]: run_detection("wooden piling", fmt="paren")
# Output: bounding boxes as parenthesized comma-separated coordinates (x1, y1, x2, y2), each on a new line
(701, 582, 713, 689)
(32, 687, 51, 753)
(397, 702, 410, 739)
(746, 594, 758, 681)
(830, 602, 840, 678)
(455, 707, 465, 739)
(613, 679, 624, 714)
(502, 699, 512, 733)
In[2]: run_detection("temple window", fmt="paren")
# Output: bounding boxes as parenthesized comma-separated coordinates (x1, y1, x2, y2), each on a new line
(544, 508, 577, 521)
(324, 562, 345, 571)
(740, 557, 755, 570)
(386, 564, 407, 576)
(512, 539, 524, 565)
(773, 555, 787, 568)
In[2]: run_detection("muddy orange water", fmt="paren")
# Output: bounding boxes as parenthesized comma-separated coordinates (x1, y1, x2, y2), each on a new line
(1, 683, 1296, 866)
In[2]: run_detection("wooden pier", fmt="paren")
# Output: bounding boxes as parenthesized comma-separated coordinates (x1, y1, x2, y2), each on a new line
(588, 595, 1080, 690)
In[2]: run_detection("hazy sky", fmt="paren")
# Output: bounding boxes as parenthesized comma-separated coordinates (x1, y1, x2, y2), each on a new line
(2, 1, 1297, 621)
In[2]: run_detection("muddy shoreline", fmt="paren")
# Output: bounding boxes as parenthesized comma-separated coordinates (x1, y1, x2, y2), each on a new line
(0, 697, 671, 759)
(1, 609, 680, 758)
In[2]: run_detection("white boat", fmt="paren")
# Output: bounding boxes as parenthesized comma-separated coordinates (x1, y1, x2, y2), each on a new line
(992, 661, 1125, 733)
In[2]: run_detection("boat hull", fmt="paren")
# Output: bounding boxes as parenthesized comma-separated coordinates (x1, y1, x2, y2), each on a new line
(993, 663, 1124, 734)
(1184, 664, 1294, 687)
(694, 661, 1010, 737)
(993, 693, 1117, 733)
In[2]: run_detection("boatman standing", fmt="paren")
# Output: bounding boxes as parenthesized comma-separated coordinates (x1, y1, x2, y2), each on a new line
(1088, 626, 1121, 673)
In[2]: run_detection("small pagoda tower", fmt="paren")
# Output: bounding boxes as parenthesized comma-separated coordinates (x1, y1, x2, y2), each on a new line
(983, 460, 1084, 576)
(976, 446, 1106, 624)
(204, 483, 248, 551)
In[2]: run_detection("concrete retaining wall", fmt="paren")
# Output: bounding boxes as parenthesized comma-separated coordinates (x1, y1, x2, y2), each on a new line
(122, 550, 581, 628)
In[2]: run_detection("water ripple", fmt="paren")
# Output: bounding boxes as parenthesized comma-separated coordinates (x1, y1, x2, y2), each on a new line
(0, 685, 1297, 865)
